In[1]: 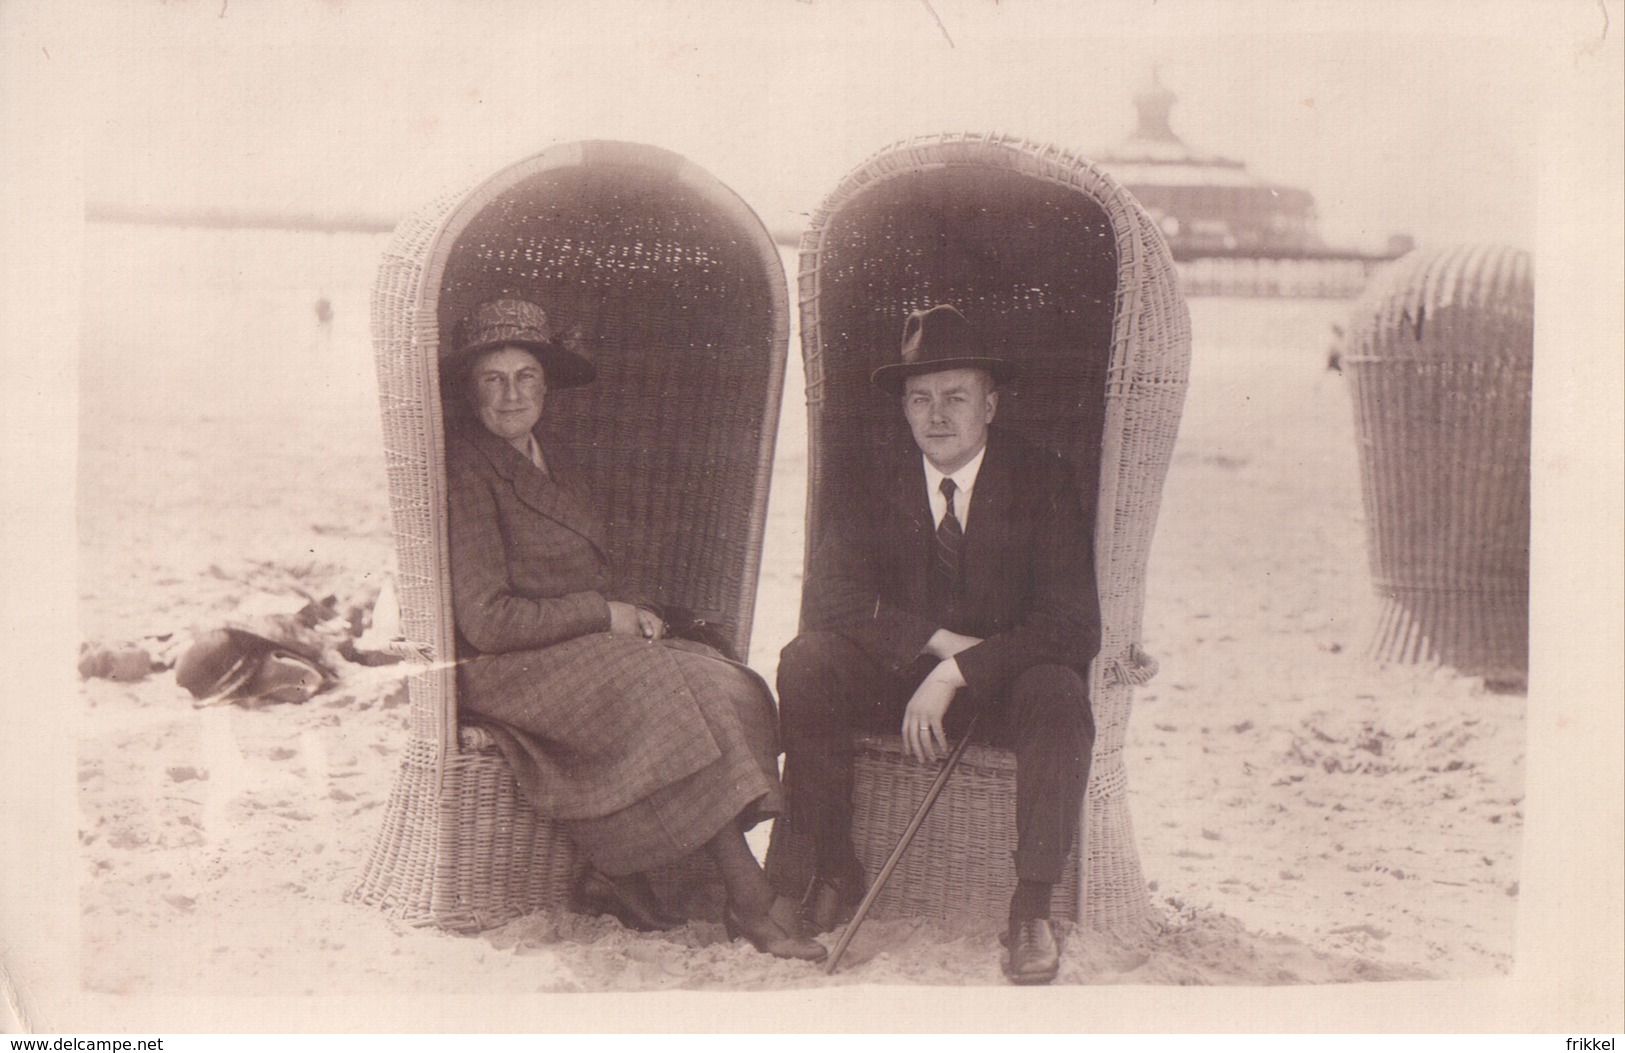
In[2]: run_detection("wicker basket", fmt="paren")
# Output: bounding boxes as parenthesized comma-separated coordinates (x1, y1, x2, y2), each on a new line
(1340, 245, 1533, 683)
(764, 133, 1191, 932)
(348, 141, 789, 931)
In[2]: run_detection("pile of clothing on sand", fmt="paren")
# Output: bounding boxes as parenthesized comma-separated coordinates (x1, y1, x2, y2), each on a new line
(79, 578, 404, 708)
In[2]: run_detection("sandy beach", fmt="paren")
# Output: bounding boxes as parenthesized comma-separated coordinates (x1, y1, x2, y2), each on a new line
(68, 228, 1528, 1000)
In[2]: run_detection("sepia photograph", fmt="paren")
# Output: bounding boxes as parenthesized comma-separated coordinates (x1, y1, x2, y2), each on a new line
(2, 0, 1621, 1036)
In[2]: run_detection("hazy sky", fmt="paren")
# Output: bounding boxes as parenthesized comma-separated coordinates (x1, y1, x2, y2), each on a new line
(68, 0, 1585, 252)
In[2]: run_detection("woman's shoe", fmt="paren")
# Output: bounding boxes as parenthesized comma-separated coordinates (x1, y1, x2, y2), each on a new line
(724, 896, 829, 962)
(576, 868, 684, 932)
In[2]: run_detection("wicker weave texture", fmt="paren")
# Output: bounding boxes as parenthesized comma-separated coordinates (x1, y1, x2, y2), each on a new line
(1341, 245, 1533, 680)
(852, 736, 1080, 922)
(769, 133, 1191, 933)
(350, 141, 788, 929)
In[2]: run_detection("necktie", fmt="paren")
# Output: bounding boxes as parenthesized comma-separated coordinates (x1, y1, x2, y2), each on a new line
(935, 477, 964, 599)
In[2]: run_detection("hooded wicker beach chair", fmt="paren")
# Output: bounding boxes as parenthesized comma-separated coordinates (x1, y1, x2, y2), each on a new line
(1340, 244, 1533, 686)
(349, 141, 789, 932)
(764, 133, 1191, 932)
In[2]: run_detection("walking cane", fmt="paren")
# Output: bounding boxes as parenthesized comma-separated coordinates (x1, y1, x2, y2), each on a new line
(824, 713, 982, 974)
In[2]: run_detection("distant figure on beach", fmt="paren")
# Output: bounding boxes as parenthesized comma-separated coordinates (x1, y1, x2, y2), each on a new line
(777, 304, 1102, 985)
(442, 298, 825, 962)
(1326, 323, 1344, 373)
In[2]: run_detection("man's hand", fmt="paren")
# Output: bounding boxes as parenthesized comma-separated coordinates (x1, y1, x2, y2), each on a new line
(924, 629, 982, 660)
(902, 659, 968, 763)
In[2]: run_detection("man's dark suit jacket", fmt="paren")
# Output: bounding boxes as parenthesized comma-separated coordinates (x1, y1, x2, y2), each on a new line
(801, 425, 1102, 702)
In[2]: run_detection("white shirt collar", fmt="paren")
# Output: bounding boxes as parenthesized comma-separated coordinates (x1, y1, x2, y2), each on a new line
(524, 432, 548, 474)
(922, 443, 988, 528)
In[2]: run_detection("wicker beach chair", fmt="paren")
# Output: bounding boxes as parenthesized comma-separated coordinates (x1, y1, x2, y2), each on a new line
(348, 141, 789, 932)
(1340, 244, 1533, 685)
(764, 133, 1191, 932)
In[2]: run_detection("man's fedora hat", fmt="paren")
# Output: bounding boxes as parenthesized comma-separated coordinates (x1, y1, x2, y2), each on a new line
(870, 304, 1018, 394)
(444, 298, 596, 390)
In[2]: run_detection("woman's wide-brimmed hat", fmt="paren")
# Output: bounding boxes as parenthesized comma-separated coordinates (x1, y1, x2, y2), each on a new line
(444, 298, 597, 390)
(870, 304, 1018, 394)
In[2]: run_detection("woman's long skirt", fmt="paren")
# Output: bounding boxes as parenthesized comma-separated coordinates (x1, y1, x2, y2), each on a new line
(462, 636, 783, 876)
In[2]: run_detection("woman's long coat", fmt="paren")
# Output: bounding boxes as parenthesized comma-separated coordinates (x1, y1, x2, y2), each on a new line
(445, 422, 768, 823)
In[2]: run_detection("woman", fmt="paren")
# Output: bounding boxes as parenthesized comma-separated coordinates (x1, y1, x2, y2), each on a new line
(442, 297, 823, 962)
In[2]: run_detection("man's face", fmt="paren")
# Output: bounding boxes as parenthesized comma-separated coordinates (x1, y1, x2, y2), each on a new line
(469, 346, 547, 447)
(902, 368, 998, 474)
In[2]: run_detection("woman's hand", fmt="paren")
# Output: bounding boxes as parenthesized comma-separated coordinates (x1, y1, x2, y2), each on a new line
(607, 601, 643, 637)
(636, 607, 666, 641)
(608, 601, 665, 641)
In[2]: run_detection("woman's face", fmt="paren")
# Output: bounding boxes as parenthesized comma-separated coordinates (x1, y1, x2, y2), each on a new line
(468, 346, 547, 448)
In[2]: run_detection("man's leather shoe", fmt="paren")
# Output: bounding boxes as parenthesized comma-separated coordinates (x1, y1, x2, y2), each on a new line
(800, 859, 866, 934)
(576, 868, 684, 932)
(1003, 918, 1061, 985)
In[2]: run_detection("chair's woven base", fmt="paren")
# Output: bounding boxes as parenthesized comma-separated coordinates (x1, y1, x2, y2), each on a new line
(347, 742, 581, 932)
(1076, 728, 1154, 934)
(1368, 590, 1529, 686)
(347, 743, 723, 932)
(768, 680, 1154, 934)
(766, 734, 1081, 926)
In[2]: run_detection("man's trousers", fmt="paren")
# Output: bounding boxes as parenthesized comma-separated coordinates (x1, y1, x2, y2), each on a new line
(776, 630, 1095, 885)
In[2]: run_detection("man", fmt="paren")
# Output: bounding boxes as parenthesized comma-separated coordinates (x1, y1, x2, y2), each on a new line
(778, 304, 1101, 985)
